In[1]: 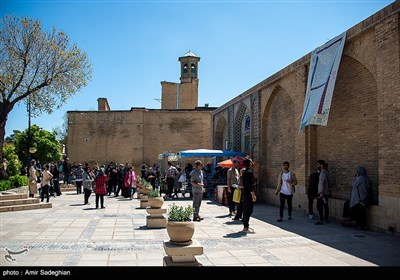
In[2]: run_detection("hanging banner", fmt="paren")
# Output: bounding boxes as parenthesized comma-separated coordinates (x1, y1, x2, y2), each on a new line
(299, 31, 346, 131)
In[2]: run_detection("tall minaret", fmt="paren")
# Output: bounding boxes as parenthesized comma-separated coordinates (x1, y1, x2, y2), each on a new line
(161, 50, 200, 109)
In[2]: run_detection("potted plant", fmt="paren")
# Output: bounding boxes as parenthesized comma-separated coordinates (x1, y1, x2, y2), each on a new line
(166, 203, 195, 245)
(137, 177, 152, 195)
(148, 188, 164, 209)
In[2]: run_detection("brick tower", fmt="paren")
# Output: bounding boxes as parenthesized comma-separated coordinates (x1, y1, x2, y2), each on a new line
(161, 50, 200, 109)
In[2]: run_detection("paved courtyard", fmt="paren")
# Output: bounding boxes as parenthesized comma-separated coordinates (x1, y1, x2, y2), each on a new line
(1, 190, 399, 267)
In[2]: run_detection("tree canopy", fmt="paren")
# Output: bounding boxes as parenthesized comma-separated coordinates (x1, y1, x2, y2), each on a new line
(2, 144, 22, 177)
(14, 125, 61, 167)
(0, 15, 92, 161)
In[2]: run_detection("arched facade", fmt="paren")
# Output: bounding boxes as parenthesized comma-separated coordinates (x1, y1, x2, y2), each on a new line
(212, 3, 399, 232)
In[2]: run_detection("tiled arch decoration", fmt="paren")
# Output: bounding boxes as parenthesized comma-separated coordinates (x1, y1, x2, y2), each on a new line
(252, 94, 259, 160)
(234, 102, 247, 152)
(228, 106, 234, 151)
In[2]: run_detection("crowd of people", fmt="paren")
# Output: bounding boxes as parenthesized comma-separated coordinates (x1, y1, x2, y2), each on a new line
(225, 158, 372, 232)
(25, 158, 194, 208)
(25, 155, 372, 232)
(305, 160, 372, 229)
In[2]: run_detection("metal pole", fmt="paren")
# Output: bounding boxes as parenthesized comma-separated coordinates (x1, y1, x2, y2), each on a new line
(26, 96, 31, 170)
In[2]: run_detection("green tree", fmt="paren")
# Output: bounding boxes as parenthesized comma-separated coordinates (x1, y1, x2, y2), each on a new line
(15, 125, 61, 167)
(2, 144, 22, 176)
(0, 15, 92, 161)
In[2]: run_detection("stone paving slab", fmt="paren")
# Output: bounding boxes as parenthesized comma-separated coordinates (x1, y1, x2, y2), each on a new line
(1, 190, 400, 267)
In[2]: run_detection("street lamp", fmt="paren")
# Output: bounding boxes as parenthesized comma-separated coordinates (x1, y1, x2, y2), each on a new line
(26, 96, 38, 172)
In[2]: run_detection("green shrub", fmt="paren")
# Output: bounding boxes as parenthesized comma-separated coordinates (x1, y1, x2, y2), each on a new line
(167, 203, 194, 222)
(2, 145, 22, 176)
(0, 175, 29, 192)
(0, 180, 12, 191)
(9, 175, 28, 188)
(148, 188, 160, 197)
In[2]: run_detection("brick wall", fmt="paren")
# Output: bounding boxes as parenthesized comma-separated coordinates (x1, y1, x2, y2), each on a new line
(161, 80, 198, 110)
(213, 2, 400, 232)
(67, 109, 213, 167)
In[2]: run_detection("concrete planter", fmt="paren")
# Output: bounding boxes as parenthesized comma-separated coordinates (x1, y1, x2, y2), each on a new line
(148, 197, 164, 209)
(166, 221, 195, 245)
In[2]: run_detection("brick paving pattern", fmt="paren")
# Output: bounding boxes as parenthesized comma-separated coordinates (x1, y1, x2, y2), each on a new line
(1, 191, 399, 266)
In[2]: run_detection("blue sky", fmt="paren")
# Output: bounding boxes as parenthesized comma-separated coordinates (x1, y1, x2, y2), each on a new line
(1, 0, 394, 137)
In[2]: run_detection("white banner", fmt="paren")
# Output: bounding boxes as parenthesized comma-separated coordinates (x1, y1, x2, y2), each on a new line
(300, 31, 346, 131)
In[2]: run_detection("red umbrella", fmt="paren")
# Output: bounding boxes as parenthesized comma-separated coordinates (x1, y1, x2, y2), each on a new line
(217, 159, 234, 168)
(217, 157, 244, 168)
(217, 157, 259, 169)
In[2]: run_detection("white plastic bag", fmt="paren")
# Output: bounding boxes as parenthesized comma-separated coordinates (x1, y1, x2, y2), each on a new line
(178, 173, 187, 183)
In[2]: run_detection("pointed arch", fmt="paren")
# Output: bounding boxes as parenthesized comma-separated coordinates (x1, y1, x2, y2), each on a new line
(182, 64, 188, 78)
(261, 85, 296, 189)
(191, 63, 196, 74)
(214, 115, 227, 150)
(234, 102, 248, 152)
(315, 54, 379, 203)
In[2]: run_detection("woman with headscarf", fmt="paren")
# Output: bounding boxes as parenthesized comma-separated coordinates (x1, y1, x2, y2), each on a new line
(41, 164, 53, 203)
(74, 163, 84, 195)
(124, 166, 137, 200)
(82, 170, 94, 205)
(241, 158, 257, 233)
(94, 168, 108, 209)
(28, 160, 38, 198)
(344, 166, 371, 229)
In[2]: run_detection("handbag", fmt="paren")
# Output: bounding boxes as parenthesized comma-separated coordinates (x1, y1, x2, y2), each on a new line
(233, 188, 241, 203)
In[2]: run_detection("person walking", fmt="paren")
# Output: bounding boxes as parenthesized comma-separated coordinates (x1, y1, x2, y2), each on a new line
(40, 164, 53, 203)
(74, 163, 84, 195)
(275, 161, 297, 222)
(82, 170, 93, 205)
(28, 159, 38, 198)
(241, 158, 257, 233)
(315, 160, 330, 225)
(51, 164, 62, 196)
(190, 160, 205, 222)
(145, 167, 157, 189)
(124, 166, 137, 200)
(233, 167, 245, 221)
(173, 167, 183, 198)
(165, 161, 178, 198)
(94, 168, 107, 209)
(227, 159, 240, 217)
(62, 158, 71, 186)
